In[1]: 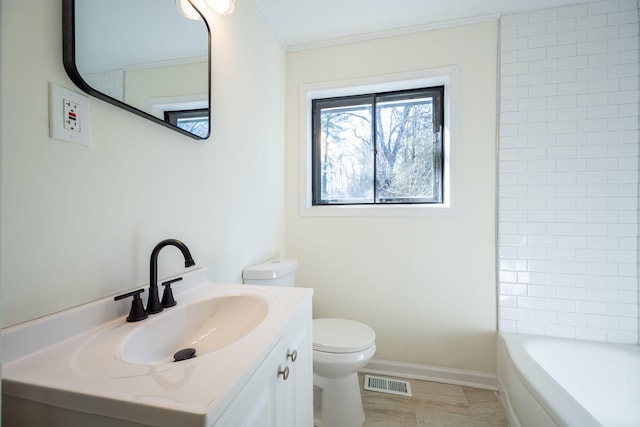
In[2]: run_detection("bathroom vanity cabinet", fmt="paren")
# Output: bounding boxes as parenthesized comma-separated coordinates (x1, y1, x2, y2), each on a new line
(2, 269, 313, 427)
(214, 302, 312, 426)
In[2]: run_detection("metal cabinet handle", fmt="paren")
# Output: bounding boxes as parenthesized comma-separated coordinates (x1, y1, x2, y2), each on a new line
(287, 350, 297, 363)
(278, 366, 290, 381)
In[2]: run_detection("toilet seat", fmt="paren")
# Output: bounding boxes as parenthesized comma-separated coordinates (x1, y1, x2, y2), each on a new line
(313, 318, 375, 353)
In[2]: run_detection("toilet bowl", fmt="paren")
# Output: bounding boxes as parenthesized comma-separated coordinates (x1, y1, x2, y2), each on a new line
(312, 318, 376, 427)
(242, 259, 376, 427)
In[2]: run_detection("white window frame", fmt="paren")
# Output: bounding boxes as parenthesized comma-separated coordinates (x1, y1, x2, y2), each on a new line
(298, 66, 460, 217)
(147, 94, 209, 120)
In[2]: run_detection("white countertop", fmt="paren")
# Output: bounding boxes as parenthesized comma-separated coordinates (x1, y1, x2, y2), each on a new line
(2, 268, 313, 427)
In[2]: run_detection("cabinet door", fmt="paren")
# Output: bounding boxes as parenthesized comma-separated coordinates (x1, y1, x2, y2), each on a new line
(214, 340, 285, 427)
(282, 302, 313, 427)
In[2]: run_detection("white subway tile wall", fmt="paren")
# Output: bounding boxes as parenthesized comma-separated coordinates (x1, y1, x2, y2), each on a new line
(498, 0, 639, 344)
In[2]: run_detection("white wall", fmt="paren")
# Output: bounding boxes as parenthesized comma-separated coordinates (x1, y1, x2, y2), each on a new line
(85, 69, 124, 101)
(498, 0, 639, 344)
(0, 0, 4, 405)
(0, 0, 286, 327)
(286, 22, 499, 373)
(125, 61, 207, 113)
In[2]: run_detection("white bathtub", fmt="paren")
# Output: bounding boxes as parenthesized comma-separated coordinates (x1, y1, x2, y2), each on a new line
(497, 332, 640, 427)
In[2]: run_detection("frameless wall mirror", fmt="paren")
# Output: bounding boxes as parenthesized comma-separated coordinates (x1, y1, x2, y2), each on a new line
(62, 0, 211, 140)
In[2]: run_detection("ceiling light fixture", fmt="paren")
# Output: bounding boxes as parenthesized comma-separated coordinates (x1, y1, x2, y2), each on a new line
(204, 0, 236, 15)
(175, 0, 201, 20)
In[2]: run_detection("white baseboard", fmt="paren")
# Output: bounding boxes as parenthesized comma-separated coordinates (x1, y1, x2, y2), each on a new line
(360, 358, 497, 391)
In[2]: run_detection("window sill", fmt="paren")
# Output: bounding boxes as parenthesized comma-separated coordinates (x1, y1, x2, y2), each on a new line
(299, 202, 457, 217)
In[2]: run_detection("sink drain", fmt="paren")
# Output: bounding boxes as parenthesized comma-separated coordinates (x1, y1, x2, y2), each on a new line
(173, 348, 196, 362)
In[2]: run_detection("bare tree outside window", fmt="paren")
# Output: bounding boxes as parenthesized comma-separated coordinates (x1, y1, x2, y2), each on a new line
(165, 108, 210, 139)
(317, 101, 374, 202)
(312, 87, 444, 205)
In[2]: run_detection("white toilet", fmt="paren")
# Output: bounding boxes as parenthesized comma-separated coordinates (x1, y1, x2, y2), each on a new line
(243, 259, 376, 427)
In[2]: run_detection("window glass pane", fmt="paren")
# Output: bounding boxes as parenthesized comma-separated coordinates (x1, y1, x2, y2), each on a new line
(165, 108, 209, 139)
(318, 103, 374, 203)
(176, 116, 209, 139)
(375, 96, 439, 203)
(311, 86, 444, 206)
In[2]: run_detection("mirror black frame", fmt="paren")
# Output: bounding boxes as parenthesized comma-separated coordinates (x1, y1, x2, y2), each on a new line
(61, 0, 212, 140)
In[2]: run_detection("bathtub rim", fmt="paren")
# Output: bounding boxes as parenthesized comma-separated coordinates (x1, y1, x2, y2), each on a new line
(497, 332, 600, 427)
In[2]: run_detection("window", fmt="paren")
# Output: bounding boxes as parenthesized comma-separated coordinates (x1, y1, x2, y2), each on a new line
(164, 108, 209, 139)
(312, 87, 444, 205)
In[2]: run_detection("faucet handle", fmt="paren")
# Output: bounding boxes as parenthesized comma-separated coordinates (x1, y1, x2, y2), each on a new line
(114, 289, 148, 322)
(161, 277, 182, 308)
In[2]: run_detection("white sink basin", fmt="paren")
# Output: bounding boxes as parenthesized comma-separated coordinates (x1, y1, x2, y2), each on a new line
(3, 270, 313, 427)
(120, 294, 269, 365)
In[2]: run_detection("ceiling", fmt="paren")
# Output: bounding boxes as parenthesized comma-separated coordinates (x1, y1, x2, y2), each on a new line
(255, 0, 595, 50)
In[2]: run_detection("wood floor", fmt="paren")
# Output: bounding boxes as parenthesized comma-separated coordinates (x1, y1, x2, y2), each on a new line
(359, 374, 509, 427)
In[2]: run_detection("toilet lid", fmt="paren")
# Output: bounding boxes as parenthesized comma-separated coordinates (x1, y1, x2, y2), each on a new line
(313, 318, 376, 353)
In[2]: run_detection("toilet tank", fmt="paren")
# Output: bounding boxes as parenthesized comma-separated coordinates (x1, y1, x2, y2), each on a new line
(242, 258, 298, 286)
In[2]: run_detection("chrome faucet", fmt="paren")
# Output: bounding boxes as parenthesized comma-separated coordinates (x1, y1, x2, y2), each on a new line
(147, 239, 195, 314)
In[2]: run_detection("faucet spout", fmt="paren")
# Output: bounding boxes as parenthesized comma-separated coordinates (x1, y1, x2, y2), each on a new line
(147, 239, 195, 314)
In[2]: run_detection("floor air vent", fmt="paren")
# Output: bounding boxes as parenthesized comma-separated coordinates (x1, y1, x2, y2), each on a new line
(363, 375, 412, 397)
